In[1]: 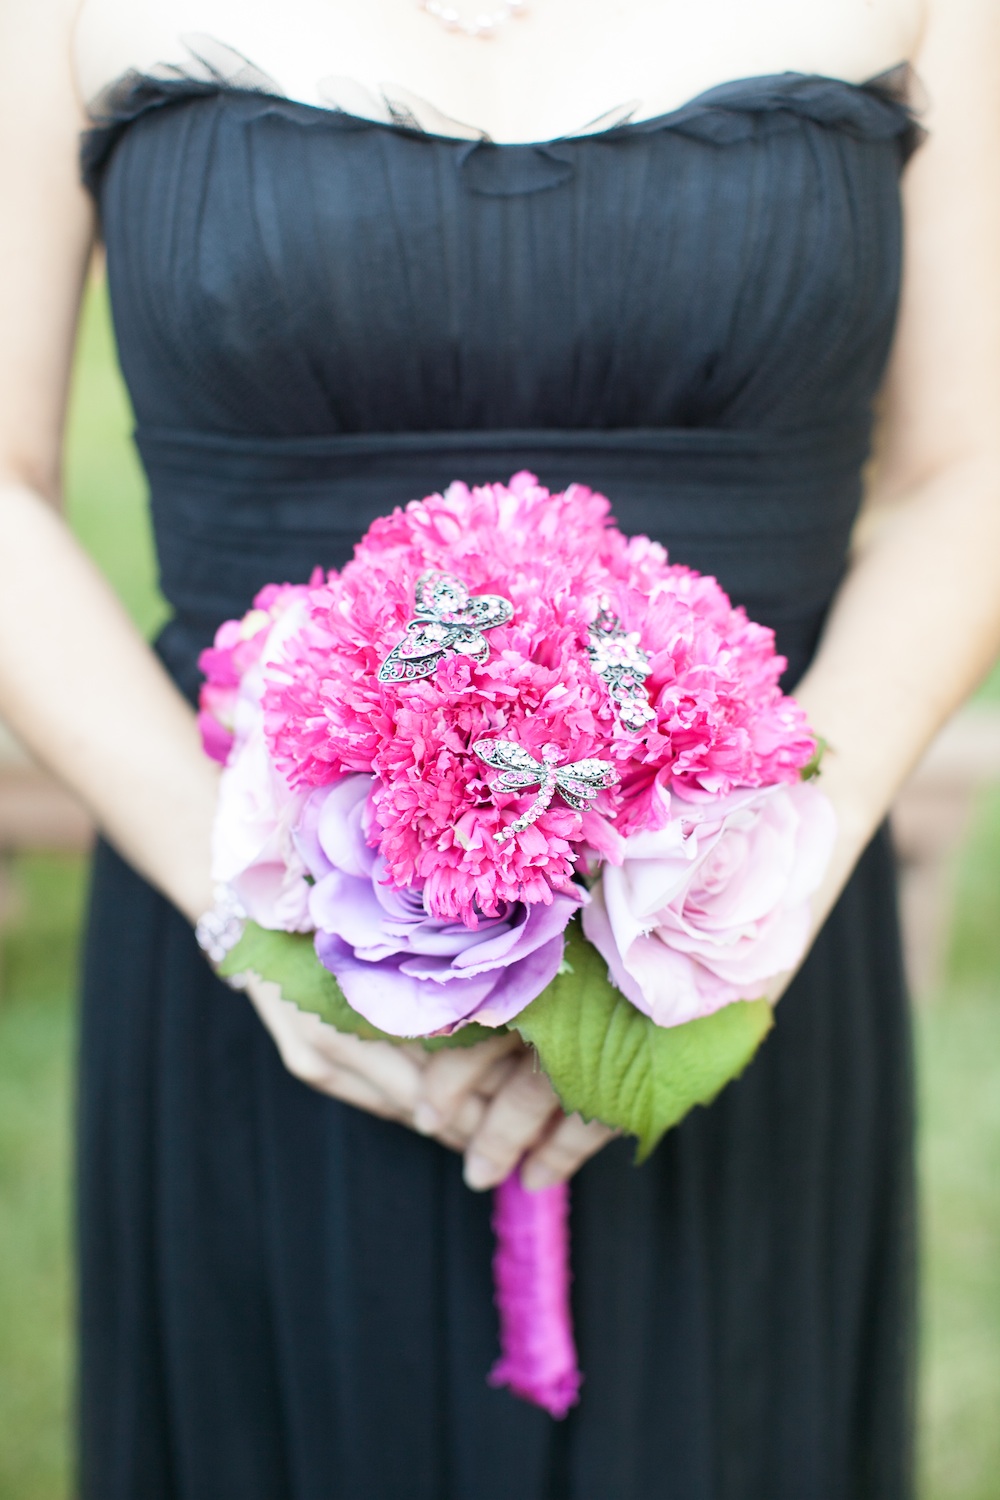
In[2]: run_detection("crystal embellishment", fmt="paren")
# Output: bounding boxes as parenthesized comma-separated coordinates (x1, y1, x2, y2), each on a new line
(195, 884, 247, 966)
(378, 571, 513, 684)
(587, 607, 656, 732)
(473, 738, 619, 842)
(417, 0, 527, 40)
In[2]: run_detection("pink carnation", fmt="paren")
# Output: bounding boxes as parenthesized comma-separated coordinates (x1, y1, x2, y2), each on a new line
(254, 475, 816, 926)
(197, 575, 321, 764)
(262, 477, 634, 921)
(608, 567, 818, 830)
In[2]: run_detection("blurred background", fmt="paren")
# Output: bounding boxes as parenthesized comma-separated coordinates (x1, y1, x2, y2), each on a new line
(0, 268, 998, 1500)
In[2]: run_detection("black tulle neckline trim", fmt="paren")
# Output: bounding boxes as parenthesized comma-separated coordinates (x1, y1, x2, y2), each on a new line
(81, 63, 922, 199)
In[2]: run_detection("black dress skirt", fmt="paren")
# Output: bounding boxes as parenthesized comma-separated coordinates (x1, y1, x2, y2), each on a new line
(78, 68, 919, 1500)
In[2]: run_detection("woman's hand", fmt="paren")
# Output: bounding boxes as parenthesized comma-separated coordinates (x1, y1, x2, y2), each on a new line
(243, 975, 615, 1186)
(422, 1044, 617, 1194)
(419, 1040, 617, 1191)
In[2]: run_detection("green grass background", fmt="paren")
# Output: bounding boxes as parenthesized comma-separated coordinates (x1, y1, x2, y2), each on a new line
(1, 276, 999, 1499)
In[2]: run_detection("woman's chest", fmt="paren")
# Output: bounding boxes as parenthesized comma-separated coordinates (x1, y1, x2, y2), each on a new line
(76, 0, 922, 143)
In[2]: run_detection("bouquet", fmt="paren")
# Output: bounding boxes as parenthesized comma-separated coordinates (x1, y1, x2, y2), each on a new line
(197, 472, 834, 1416)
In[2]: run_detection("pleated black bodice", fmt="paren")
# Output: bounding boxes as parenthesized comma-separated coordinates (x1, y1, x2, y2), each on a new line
(78, 65, 918, 1500)
(84, 69, 917, 694)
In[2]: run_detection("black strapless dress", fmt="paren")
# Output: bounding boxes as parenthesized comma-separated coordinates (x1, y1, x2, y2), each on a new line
(78, 70, 919, 1500)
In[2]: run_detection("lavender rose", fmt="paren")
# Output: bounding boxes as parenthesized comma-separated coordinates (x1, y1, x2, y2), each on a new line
(298, 776, 582, 1037)
(582, 782, 836, 1028)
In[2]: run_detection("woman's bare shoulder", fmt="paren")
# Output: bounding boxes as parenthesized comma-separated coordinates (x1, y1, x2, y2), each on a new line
(921, 0, 1000, 70)
(73, 0, 190, 108)
(0, 0, 95, 501)
(875, 0, 1000, 497)
(1, 0, 85, 90)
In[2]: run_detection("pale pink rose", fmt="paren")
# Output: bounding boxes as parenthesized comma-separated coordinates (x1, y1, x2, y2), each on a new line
(210, 602, 317, 932)
(582, 782, 836, 1027)
(211, 718, 314, 931)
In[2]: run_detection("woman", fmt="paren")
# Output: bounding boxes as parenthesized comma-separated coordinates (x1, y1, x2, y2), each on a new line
(2, 0, 999, 1494)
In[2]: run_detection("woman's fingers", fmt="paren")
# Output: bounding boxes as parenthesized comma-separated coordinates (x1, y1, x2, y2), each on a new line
(242, 977, 333, 1086)
(520, 1113, 618, 1191)
(311, 1062, 413, 1120)
(241, 977, 611, 1175)
(243, 976, 427, 1116)
(416, 1032, 523, 1136)
(308, 1025, 429, 1114)
(461, 1056, 562, 1190)
(432, 1089, 491, 1151)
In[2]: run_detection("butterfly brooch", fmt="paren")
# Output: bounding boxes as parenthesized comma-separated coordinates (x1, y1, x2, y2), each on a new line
(378, 571, 513, 684)
(587, 607, 656, 732)
(473, 738, 619, 843)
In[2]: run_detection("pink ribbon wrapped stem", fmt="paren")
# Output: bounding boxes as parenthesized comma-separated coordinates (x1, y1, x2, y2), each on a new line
(488, 1166, 582, 1418)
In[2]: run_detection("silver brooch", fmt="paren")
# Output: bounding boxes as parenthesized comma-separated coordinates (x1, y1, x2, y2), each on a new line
(378, 571, 513, 684)
(587, 607, 656, 732)
(473, 738, 619, 843)
(195, 883, 247, 966)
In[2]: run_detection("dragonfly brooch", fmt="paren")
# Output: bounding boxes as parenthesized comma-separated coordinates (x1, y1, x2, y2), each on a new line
(473, 738, 619, 843)
(587, 607, 656, 732)
(378, 571, 513, 684)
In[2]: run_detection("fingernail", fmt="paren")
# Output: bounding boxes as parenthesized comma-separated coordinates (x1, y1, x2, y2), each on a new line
(521, 1163, 559, 1192)
(413, 1102, 441, 1135)
(463, 1152, 498, 1191)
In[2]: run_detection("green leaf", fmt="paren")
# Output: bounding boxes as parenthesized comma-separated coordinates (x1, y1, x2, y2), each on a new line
(218, 921, 497, 1049)
(418, 1026, 499, 1052)
(220, 920, 773, 1140)
(800, 736, 828, 781)
(513, 921, 774, 1160)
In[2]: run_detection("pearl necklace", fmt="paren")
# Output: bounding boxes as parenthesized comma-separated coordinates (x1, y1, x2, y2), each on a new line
(417, 0, 527, 40)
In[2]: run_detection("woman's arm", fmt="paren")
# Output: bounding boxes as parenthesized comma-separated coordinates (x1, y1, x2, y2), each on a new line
(0, 0, 446, 1142)
(0, 0, 220, 921)
(426, 0, 1000, 1190)
(793, 0, 1000, 928)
